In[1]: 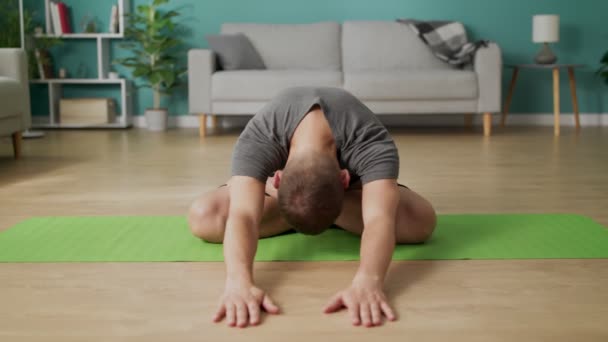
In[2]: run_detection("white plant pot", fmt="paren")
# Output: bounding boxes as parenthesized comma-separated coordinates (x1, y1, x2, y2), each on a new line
(145, 108, 168, 131)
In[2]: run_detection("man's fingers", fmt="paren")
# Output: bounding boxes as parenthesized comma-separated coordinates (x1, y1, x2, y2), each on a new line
(370, 303, 382, 326)
(236, 302, 248, 328)
(323, 293, 344, 313)
(262, 295, 280, 314)
(380, 301, 397, 321)
(360, 303, 372, 327)
(213, 304, 226, 323)
(348, 302, 361, 326)
(248, 301, 261, 325)
(226, 304, 236, 326)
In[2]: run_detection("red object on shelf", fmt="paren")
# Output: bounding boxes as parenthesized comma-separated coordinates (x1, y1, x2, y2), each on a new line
(57, 2, 72, 34)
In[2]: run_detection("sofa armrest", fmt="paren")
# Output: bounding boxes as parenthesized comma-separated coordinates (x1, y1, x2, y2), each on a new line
(474, 42, 502, 113)
(0, 48, 28, 83)
(0, 48, 31, 130)
(188, 49, 216, 114)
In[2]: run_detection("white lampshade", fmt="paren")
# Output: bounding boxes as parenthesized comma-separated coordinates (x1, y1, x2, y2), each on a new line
(533, 15, 559, 43)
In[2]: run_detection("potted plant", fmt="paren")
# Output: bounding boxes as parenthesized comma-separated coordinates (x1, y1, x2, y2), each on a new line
(115, 0, 185, 131)
(598, 50, 608, 86)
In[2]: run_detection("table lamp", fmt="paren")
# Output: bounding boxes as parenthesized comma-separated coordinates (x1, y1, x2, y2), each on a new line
(533, 14, 559, 64)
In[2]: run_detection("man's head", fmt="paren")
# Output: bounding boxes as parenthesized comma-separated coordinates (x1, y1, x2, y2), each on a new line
(275, 153, 350, 235)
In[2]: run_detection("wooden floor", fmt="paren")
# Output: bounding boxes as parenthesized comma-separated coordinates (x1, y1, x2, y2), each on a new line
(0, 126, 607, 341)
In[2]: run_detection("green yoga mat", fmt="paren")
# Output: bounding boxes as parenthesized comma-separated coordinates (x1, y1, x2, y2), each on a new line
(0, 214, 606, 262)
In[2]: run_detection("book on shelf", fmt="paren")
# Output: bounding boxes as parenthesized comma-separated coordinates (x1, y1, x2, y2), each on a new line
(109, 5, 119, 34)
(34, 49, 54, 80)
(57, 2, 72, 34)
(46, 0, 73, 35)
(50, 1, 61, 34)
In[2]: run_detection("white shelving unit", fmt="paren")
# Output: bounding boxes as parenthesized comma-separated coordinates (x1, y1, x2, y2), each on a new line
(36, 33, 124, 39)
(30, 0, 132, 129)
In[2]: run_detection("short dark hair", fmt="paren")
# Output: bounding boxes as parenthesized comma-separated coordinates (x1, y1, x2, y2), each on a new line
(278, 154, 344, 235)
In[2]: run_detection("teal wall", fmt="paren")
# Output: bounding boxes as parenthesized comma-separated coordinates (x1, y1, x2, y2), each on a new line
(26, 0, 608, 117)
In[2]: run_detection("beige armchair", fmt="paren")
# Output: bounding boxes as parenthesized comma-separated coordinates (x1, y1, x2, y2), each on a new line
(0, 48, 31, 159)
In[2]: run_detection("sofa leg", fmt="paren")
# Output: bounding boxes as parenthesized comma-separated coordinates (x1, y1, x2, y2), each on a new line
(464, 113, 474, 128)
(483, 112, 492, 137)
(199, 113, 207, 137)
(11, 131, 22, 159)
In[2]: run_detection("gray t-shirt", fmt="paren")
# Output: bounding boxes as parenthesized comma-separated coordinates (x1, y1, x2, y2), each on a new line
(231, 87, 399, 185)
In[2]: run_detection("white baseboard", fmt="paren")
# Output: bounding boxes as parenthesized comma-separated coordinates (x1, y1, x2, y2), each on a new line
(132, 113, 608, 129)
(132, 114, 202, 128)
(500, 113, 607, 126)
(33, 113, 606, 128)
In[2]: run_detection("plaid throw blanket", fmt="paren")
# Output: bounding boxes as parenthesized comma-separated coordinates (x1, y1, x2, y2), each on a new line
(397, 19, 489, 67)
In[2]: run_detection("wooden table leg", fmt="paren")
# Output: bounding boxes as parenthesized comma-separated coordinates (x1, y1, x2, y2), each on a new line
(501, 67, 519, 127)
(553, 68, 560, 137)
(567, 67, 581, 130)
(11, 131, 22, 159)
(198, 113, 207, 137)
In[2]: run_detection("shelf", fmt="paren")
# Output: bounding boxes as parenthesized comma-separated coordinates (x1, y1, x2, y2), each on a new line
(34, 33, 124, 39)
(32, 122, 131, 129)
(25, 0, 132, 129)
(31, 78, 126, 84)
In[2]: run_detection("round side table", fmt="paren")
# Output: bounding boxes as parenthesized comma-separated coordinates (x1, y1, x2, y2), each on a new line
(502, 64, 584, 136)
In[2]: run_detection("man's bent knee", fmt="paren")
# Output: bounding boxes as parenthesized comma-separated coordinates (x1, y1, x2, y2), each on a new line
(415, 205, 437, 243)
(188, 197, 227, 243)
(396, 201, 437, 244)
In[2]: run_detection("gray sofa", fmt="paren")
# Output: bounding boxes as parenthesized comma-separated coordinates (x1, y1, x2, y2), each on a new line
(189, 21, 502, 137)
(0, 48, 31, 158)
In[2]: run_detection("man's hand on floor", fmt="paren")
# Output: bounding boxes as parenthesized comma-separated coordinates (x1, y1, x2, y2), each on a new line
(323, 274, 396, 327)
(213, 279, 280, 328)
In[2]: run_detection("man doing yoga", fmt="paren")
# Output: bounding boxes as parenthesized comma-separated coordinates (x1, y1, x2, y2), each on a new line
(188, 86, 437, 328)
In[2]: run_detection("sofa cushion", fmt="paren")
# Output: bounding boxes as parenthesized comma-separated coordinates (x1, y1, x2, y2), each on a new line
(344, 70, 478, 100)
(212, 70, 343, 101)
(342, 21, 454, 72)
(206, 33, 266, 70)
(0, 77, 24, 119)
(221, 22, 341, 70)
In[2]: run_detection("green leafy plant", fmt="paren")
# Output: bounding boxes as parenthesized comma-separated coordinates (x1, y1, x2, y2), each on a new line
(0, 0, 61, 79)
(115, 0, 186, 109)
(598, 51, 608, 86)
(0, 0, 23, 48)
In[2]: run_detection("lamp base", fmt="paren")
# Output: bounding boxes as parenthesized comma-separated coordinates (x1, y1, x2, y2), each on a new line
(534, 42, 557, 65)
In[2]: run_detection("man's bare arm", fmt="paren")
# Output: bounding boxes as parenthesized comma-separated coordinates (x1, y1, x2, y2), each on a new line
(223, 176, 265, 283)
(214, 176, 280, 328)
(357, 179, 399, 285)
(325, 179, 399, 326)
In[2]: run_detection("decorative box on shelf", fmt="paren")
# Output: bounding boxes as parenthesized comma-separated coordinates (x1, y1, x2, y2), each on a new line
(59, 98, 117, 125)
